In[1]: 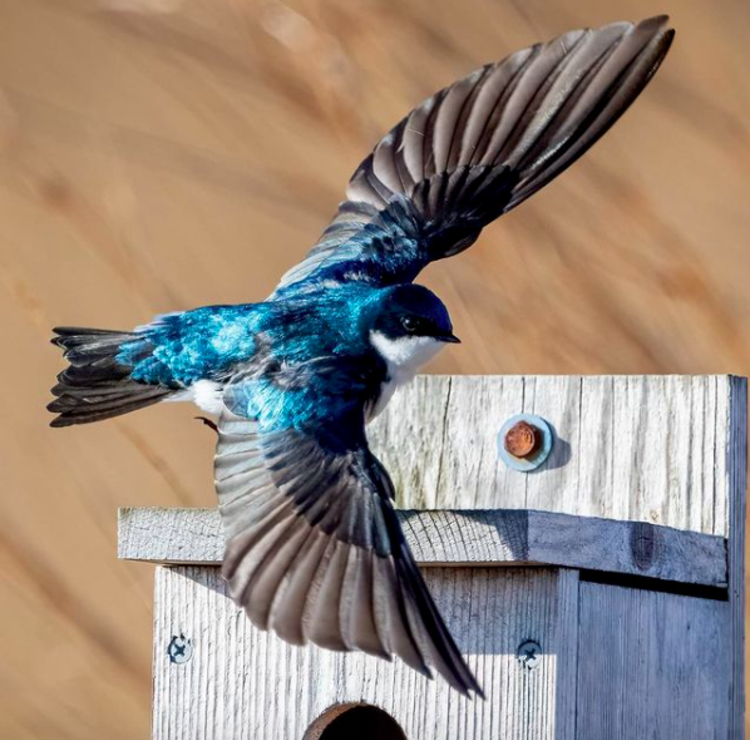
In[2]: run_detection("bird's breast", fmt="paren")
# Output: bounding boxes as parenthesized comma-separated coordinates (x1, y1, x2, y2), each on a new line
(367, 374, 399, 422)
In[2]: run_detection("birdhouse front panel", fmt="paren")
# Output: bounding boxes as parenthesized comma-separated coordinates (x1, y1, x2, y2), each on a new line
(151, 562, 730, 739)
(152, 566, 576, 740)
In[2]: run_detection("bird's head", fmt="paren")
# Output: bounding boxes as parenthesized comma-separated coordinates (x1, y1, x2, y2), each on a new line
(367, 284, 459, 375)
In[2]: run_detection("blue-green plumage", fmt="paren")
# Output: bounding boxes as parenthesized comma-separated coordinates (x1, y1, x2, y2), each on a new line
(117, 285, 375, 385)
(111, 283, 451, 436)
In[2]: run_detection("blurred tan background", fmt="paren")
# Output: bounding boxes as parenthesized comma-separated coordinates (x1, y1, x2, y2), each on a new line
(1, 0, 749, 737)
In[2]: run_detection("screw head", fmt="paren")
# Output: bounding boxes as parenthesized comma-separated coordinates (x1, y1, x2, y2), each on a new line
(504, 421, 540, 458)
(498, 414, 554, 472)
(167, 634, 193, 665)
(517, 639, 542, 669)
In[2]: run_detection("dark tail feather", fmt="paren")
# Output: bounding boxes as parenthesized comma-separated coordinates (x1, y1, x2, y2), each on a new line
(48, 327, 172, 427)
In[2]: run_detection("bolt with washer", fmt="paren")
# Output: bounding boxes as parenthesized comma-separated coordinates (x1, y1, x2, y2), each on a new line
(498, 414, 554, 472)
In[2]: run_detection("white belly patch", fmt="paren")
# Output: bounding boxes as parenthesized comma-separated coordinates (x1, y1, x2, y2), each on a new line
(168, 379, 225, 415)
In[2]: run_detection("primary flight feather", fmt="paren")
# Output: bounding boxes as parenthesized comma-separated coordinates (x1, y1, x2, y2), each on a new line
(49, 17, 674, 696)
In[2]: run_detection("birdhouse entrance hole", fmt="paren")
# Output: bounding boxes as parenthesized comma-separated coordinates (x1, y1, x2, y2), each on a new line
(303, 703, 407, 740)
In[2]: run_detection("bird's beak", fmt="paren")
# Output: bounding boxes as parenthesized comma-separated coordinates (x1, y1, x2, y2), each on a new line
(439, 332, 461, 344)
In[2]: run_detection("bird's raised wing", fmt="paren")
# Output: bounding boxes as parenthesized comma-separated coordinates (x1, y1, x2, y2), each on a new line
(214, 376, 482, 696)
(273, 16, 673, 297)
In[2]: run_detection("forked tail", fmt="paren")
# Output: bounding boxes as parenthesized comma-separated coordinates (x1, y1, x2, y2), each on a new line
(48, 327, 172, 427)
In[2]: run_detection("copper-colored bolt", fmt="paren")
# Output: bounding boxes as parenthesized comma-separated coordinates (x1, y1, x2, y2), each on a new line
(504, 421, 541, 458)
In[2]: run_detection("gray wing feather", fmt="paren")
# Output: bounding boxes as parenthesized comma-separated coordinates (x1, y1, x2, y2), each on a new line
(214, 414, 482, 696)
(273, 16, 673, 296)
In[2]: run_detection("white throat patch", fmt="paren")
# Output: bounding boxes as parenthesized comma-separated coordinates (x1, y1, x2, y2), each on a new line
(369, 330, 445, 419)
(370, 331, 444, 377)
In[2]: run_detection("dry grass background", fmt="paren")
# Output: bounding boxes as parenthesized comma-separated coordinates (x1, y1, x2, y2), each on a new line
(1, 0, 749, 737)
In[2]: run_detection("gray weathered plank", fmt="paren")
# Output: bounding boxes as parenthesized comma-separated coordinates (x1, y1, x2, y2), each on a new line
(554, 569, 580, 740)
(367, 375, 735, 535)
(152, 565, 578, 740)
(118, 506, 728, 588)
(727, 377, 747, 738)
(576, 580, 730, 739)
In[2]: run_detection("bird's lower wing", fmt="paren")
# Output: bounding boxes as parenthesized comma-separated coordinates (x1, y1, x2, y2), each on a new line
(214, 412, 482, 697)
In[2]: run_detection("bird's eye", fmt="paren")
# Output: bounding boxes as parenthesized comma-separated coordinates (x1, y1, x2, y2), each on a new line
(402, 316, 418, 333)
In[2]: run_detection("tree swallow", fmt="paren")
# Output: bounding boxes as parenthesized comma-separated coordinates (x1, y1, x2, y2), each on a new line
(49, 17, 674, 696)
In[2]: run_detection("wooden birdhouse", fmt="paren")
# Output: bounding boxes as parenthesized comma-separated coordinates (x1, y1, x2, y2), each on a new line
(118, 375, 747, 739)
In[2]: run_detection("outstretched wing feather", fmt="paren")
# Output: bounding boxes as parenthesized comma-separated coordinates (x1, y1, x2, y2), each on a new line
(214, 409, 482, 695)
(272, 17, 673, 297)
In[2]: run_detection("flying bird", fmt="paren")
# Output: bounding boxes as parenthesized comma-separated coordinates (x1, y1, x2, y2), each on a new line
(48, 17, 674, 696)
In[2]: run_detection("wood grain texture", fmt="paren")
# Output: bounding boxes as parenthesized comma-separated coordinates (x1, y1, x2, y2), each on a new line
(138, 375, 744, 737)
(153, 565, 579, 740)
(152, 565, 736, 738)
(576, 580, 730, 739)
(118, 506, 728, 587)
(728, 377, 748, 738)
(554, 569, 580, 740)
(4, 0, 750, 736)
(368, 375, 738, 538)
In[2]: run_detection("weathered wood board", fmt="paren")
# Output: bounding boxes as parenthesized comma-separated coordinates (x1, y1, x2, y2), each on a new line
(368, 375, 740, 536)
(368, 374, 747, 737)
(119, 506, 728, 588)
(152, 566, 579, 740)
(576, 581, 730, 739)
(152, 566, 731, 739)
